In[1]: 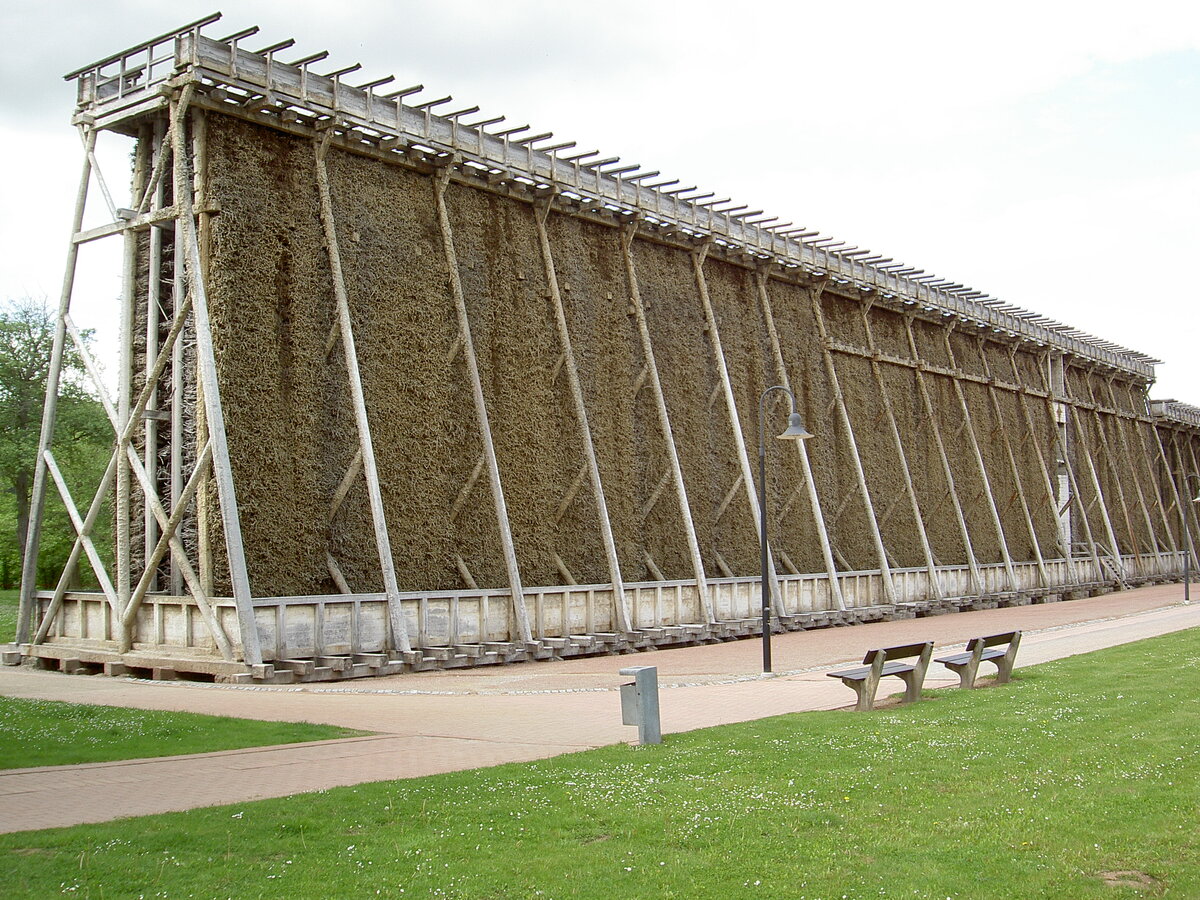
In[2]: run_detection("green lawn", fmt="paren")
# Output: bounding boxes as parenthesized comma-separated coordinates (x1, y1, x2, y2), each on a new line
(0, 586, 361, 768)
(0, 697, 362, 769)
(3, 628, 1198, 899)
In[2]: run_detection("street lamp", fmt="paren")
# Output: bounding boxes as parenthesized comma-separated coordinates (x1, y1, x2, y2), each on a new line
(1184, 475, 1200, 604)
(759, 385, 813, 673)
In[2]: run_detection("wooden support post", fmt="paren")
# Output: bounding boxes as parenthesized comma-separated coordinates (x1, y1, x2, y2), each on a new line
(1076, 380, 1146, 572)
(808, 285, 897, 604)
(313, 135, 412, 655)
(1169, 434, 1200, 573)
(620, 224, 713, 623)
(1123, 388, 1179, 556)
(860, 303, 944, 601)
(1135, 411, 1182, 563)
(1096, 399, 1160, 571)
(691, 247, 785, 616)
(433, 168, 532, 644)
(1186, 439, 1200, 570)
(1104, 378, 1173, 559)
(1154, 427, 1196, 571)
(975, 338, 1051, 588)
(116, 210, 136, 629)
(940, 329, 1019, 591)
(1075, 415, 1127, 577)
(754, 272, 844, 609)
(170, 130, 185, 598)
(1047, 355, 1074, 552)
(17, 128, 95, 645)
(1045, 353, 1107, 577)
(1006, 348, 1076, 581)
(171, 88, 263, 666)
(903, 317, 984, 595)
(139, 122, 162, 601)
(533, 204, 630, 633)
(1039, 356, 1105, 580)
(1159, 432, 1182, 561)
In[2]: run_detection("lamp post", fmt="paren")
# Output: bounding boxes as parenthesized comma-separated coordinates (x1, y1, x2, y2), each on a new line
(1183, 475, 1200, 604)
(758, 385, 813, 674)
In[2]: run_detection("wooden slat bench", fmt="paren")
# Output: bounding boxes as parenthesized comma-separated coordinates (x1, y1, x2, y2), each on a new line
(826, 641, 933, 711)
(935, 630, 1021, 689)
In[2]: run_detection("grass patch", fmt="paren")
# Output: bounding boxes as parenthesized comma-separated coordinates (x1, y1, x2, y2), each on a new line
(0, 588, 361, 767)
(3, 629, 1199, 898)
(0, 588, 16, 643)
(0, 698, 363, 769)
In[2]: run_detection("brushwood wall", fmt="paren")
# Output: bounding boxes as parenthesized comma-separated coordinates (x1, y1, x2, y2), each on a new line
(185, 112, 1181, 599)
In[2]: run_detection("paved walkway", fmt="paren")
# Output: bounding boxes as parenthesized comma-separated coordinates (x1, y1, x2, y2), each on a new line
(0, 583, 1196, 833)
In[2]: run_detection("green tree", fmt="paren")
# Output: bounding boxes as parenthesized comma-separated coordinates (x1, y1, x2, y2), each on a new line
(0, 299, 111, 589)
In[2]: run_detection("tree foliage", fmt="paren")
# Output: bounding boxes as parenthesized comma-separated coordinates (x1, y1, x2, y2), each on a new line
(0, 298, 112, 589)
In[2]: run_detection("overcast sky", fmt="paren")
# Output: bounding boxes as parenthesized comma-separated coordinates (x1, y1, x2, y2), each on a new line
(2, 0, 1198, 404)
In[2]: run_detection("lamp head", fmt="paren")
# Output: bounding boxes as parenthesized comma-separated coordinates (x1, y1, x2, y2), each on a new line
(777, 412, 814, 441)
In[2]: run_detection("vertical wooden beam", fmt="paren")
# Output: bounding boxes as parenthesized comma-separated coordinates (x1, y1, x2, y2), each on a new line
(859, 303, 944, 601)
(533, 203, 630, 634)
(1139, 424, 1182, 563)
(620, 224, 713, 623)
(1073, 413, 1126, 577)
(141, 121, 162, 601)
(1106, 378, 1175, 559)
(171, 88, 263, 666)
(1046, 355, 1074, 550)
(169, 148, 185, 599)
(903, 317, 984, 595)
(17, 127, 95, 645)
(975, 338, 1051, 588)
(192, 109, 213, 599)
(432, 168, 532, 644)
(1183, 437, 1200, 570)
(691, 246, 785, 616)
(116, 209, 136, 629)
(940, 329, 1018, 591)
(1076, 375, 1147, 572)
(754, 271, 844, 610)
(1153, 424, 1195, 571)
(117, 178, 149, 628)
(1043, 353, 1108, 579)
(1130, 394, 1180, 555)
(1099, 387, 1162, 569)
(808, 284, 897, 604)
(313, 135, 412, 655)
(1006, 349, 1077, 583)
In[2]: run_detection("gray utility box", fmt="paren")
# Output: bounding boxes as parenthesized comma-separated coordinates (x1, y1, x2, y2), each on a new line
(619, 665, 661, 745)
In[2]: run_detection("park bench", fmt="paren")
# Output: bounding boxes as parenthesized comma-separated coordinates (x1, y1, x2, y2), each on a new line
(935, 631, 1021, 689)
(826, 641, 933, 711)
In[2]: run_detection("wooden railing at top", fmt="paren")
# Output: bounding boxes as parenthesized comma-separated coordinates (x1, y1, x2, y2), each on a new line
(1151, 400, 1200, 430)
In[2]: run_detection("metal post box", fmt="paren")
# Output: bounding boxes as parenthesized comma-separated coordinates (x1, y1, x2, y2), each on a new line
(618, 665, 661, 745)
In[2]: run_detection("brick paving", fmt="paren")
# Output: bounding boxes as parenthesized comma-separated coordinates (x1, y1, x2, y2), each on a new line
(0, 584, 1195, 833)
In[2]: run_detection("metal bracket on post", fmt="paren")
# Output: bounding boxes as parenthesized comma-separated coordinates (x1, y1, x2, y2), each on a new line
(619, 665, 661, 745)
